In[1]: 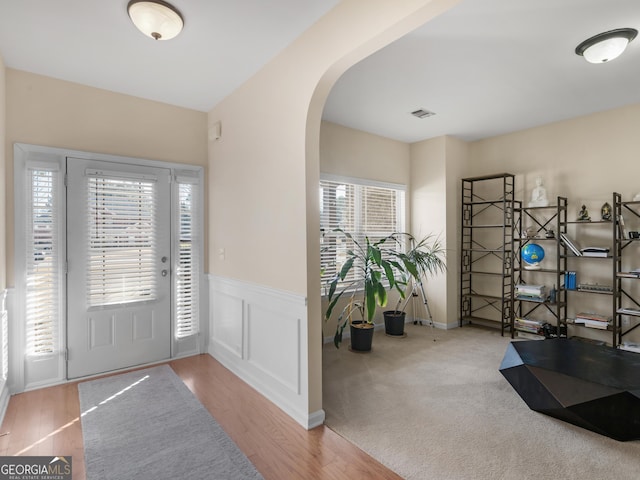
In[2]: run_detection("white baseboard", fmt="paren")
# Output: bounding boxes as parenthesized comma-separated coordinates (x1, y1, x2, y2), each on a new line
(208, 275, 321, 430)
(308, 409, 326, 429)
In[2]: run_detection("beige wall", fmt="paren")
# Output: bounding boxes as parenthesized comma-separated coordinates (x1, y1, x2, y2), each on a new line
(320, 120, 411, 184)
(443, 136, 469, 326)
(410, 135, 469, 328)
(411, 137, 447, 326)
(0, 56, 5, 291)
(5, 69, 208, 284)
(208, 0, 461, 416)
(469, 103, 640, 206)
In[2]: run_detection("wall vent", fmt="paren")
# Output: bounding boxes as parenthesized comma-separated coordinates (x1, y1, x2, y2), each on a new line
(411, 109, 436, 119)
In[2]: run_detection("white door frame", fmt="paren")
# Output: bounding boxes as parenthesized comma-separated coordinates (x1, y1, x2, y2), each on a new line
(11, 143, 206, 393)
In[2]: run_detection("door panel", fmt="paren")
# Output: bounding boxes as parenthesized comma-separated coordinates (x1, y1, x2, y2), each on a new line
(66, 158, 171, 378)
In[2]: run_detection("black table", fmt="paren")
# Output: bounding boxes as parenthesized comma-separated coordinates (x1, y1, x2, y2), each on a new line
(500, 338, 640, 441)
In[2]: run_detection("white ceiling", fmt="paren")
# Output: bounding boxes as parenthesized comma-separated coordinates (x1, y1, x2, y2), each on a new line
(324, 0, 640, 142)
(1, 0, 639, 143)
(0, 0, 341, 112)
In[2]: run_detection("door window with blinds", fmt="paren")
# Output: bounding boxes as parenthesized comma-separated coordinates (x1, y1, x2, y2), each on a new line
(320, 176, 406, 289)
(86, 171, 158, 307)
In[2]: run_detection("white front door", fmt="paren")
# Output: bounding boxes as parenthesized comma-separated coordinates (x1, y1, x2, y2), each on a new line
(66, 158, 172, 378)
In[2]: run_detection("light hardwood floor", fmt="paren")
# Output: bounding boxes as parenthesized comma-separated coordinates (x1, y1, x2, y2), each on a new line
(0, 354, 401, 480)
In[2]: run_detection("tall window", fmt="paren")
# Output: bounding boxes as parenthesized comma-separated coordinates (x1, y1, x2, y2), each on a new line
(319, 176, 406, 288)
(26, 167, 60, 356)
(175, 179, 200, 339)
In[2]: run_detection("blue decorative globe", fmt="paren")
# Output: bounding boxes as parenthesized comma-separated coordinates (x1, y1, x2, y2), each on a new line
(522, 243, 545, 269)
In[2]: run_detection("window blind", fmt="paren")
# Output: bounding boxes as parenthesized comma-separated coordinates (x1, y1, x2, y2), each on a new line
(26, 168, 59, 356)
(87, 175, 157, 307)
(320, 178, 405, 288)
(175, 180, 200, 339)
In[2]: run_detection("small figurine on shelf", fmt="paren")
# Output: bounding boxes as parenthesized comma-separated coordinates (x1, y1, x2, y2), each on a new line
(545, 229, 555, 239)
(528, 177, 549, 207)
(577, 205, 591, 221)
(601, 202, 612, 221)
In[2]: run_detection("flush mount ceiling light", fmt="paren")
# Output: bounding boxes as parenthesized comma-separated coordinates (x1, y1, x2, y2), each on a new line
(127, 0, 184, 41)
(575, 28, 637, 64)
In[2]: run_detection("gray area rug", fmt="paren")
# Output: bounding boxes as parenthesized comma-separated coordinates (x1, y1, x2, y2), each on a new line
(78, 365, 263, 480)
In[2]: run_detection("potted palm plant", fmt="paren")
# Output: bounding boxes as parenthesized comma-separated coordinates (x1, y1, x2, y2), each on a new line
(324, 229, 405, 351)
(382, 233, 446, 337)
(324, 230, 445, 350)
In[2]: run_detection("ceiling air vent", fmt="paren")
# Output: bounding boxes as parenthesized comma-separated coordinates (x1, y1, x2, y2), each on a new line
(411, 109, 436, 119)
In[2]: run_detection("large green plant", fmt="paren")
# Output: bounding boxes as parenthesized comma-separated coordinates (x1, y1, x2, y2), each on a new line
(324, 229, 445, 348)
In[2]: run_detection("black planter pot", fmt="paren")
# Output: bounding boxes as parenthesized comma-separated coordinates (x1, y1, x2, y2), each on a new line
(350, 321, 375, 352)
(383, 310, 406, 336)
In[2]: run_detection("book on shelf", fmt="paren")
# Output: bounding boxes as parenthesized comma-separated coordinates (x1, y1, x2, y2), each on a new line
(564, 271, 577, 290)
(574, 312, 611, 329)
(580, 247, 610, 258)
(515, 284, 547, 302)
(514, 317, 545, 334)
(617, 307, 640, 316)
(583, 319, 609, 329)
(515, 284, 546, 295)
(575, 311, 611, 322)
(577, 283, 613, 293)
(560, 233, 581, 256)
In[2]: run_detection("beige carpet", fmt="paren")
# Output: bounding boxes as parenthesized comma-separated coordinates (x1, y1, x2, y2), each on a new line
(323, 324, 640, 480)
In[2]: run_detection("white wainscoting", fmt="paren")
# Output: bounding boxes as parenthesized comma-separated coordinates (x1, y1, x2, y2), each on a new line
(0, 290, 10, 426)
(208, 275, 324, 429)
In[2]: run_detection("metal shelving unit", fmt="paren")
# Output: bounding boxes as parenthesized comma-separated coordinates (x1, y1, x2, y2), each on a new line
(513, 197, 568, 339)
(613, 192, 640, 348)
(460, 173, 515, 336)
(563, 212, 616, 345)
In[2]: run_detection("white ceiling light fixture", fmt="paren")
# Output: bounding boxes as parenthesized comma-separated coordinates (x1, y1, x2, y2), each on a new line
(575, 28, 637, 64)
(127, 0, 184, 41)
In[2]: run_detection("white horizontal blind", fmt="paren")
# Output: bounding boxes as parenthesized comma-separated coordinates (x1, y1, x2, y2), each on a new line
(320, 178, 405, 288)
(26, 167, 59, 356)
(175, 180, 200, 339)
(87, 174, 157, 306)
